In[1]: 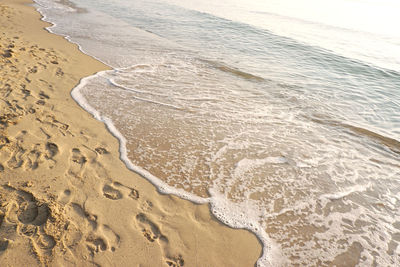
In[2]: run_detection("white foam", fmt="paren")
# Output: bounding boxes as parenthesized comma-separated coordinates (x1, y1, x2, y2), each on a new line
(233, 157, 288, 181)
(107, 77, 183, 110)
(71, 73, 281, 266)
(320, 182, 371, 201)
(71, 73, 206, 204)
(209, 188, 286, 266)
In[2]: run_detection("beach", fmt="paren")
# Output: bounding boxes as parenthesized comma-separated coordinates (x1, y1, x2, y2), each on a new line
(0, 0, 262, 266)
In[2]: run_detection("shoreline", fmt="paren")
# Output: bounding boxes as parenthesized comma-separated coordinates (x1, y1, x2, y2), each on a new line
(0, 0, 263, 266)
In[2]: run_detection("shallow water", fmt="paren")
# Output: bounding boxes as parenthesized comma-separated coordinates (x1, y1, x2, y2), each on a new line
(34, 0, 400, 265)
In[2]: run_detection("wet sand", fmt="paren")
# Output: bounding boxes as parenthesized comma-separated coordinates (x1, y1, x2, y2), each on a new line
(0, 0, 262, 266)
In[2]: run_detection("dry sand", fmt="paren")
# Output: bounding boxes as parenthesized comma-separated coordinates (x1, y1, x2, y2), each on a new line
(0, 0, 262, 266)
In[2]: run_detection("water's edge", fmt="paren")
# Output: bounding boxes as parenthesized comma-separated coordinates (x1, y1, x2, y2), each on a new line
(31, 0, 280, 266)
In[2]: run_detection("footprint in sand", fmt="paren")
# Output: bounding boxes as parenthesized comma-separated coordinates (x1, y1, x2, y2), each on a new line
(45, 142, 58, 159)
(106, 181, 140, 201)
(32, 231, 56, 256)
(55, 67, 64, 77)
(6, 145, 24, 169)
(85, 224, 121, 255)
(68, 202, 120, 255)
(68, 148, 87, 178)
(4, 133, 59, 170)
(102, 224, 120, 252)
(39, 91, 49, 100)
(0, 239, 9, 253)
(21, 88, 30, 99)
(86, 235, 107, 255)
(129, 188, 139, 200)
(25, 145, 41, 170)
(135, 213, 164, 243)
(70, 203, 98, 230)
(36, 99, 45, 106)
(71, 148, 86, 164)
(102, 184, 123, 200)
(0, 135, 10, 149)
(16, 190, 50, 226)
(28, 66, 38, 74)
(141, 200, 153, 212)
(166, 255, 185, 267)
(0, 187, 57, 259)
(135, 213, 184, 266)
(58, 189, 72, 205)
(95, 147, 109, 155)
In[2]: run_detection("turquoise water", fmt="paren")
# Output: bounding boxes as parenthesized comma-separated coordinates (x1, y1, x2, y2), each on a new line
(35, 0, 400, 265)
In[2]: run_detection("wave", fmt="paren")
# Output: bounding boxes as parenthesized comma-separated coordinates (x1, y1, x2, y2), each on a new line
(201, 59, 265, 81)
(312, 118, 400, 155)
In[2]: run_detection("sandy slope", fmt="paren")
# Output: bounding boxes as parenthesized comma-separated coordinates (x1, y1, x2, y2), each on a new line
(0, 0, 262, 266)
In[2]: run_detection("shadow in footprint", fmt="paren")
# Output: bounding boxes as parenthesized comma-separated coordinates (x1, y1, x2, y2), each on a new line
(86, 235, 107, 255)
(0, 240, 9, 252)
(166, 255, 185, 267)
(17, 191, 50, 226)
(95, 147, 109, 155)
(136, 213, 164, 243)
(102, 185, 122, 200)
(71, 148, 86, 164)
(46, 142, 58, 159)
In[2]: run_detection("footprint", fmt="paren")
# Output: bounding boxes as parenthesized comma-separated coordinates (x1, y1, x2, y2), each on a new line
(129, 188, 139, 200)
(68, 148, 87, 178)
(18, 224, 37, 237)
(70, 203, 97, 230)
(58, 189, 72, 205)
(34, 232, 56, 254)
(135, 213, 163, 243)
(36, 100, 45, 106)
(2, 49, 13, 58)
(28, 66, 38, 73)
(95, 147, 108, 155)
(21, 88, 30, 99)
(7, 149, 24, 169)
(1, 187, 57, 262)
(0, 135, 10, 149)
(53, 119, 69, 131)
(102, 185, 122, 200)
(18, 201, 39, 224)
(86, 235, 107, 255)
(55, 67, 64, 77)
(39, 91, 49, 99)
(135, 213, 183, 265)
(16, 190, 49, 226)
(71, 148, 86, 164)
(141, 200, 153, 212)
(102, 181, 139, 201)
(0, 239, 9, 252)
(25, 149, 40, 170)
(102, 225, 120, 252)
(67, 203, 120, 255)
(46, 142, 58, 159)
(166, 255, 185, 267)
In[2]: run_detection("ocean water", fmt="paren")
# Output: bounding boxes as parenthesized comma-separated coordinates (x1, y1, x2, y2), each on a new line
(33, 0, 400, 265)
